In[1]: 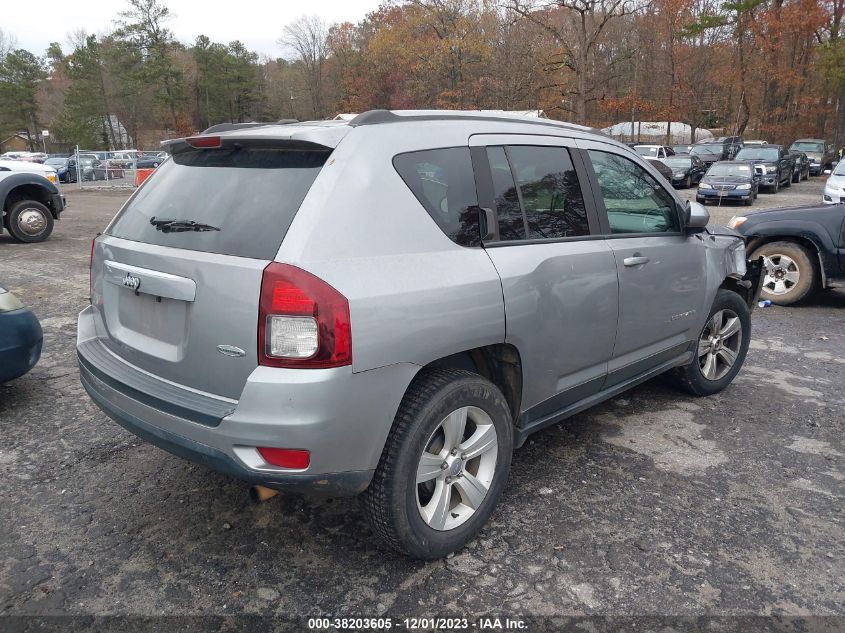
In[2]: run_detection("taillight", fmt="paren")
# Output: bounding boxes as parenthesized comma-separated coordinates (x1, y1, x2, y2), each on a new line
(258, 263, 351, 368)
(185, 136, 221, 148)
(88, 235, 98, 302)
(257, 447, 310, 469)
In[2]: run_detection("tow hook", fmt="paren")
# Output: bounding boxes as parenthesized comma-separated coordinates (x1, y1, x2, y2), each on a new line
(249, 485, 279, 503)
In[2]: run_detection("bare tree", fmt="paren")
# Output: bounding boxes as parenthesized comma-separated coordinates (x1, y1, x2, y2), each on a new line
(508, 0, 642, 124)
(280, 15, 330, 119)
(0, 27, 17, 59)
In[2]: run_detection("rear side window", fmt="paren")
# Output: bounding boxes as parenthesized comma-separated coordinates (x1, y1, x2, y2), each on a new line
(486, 145, 590, 241)
(107, 147, 330, 260)
(393, 147, 481, 247)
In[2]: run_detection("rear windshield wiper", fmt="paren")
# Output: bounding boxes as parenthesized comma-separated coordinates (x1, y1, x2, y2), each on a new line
(150, 217, 221, 233)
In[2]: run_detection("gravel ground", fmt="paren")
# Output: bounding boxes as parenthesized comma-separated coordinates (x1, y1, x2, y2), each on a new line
(0, 179, 842, 627)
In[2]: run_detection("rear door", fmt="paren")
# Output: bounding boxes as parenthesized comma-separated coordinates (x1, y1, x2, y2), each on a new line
(469, 134, 618, 427)
(577, 139, 706, 387)
(90, 141, 331, 399)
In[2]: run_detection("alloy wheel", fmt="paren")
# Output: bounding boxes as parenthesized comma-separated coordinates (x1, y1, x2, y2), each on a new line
(762, 254, 800, 295)
(416, 406, 498, 531)
(698, 309, 743, 381)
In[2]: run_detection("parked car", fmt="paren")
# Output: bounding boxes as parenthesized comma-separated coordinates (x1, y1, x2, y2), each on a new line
(645, 157, 673, 183)
(663, 155, 707, 188)
(136, 152, 168, 168)
(733, 145, 794, 192)
(729, 203, 845, 304)
(690, 143, 728, 166)
(696, 161, 758, 206)
(0, 164, 65, 242)
(696, 137, 742, 160)
(101, 161, 125, 179)
(108, 152, 137, 168)
(789, 151, 811, 183)
(671, 144, 693, 155)
(44, 157, 71, 183)
(66, 157, 111, 182)
(78, 109, 762, 559)
(788, 139, 836, 176)
(0, 151, 46, 163)
(0, 284, 43, 383)
(822, 160, 844, 204)
(634, 144, 675, 159)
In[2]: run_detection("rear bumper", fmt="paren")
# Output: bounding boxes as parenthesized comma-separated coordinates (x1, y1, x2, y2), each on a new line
(0, 308, 43, 383)
(76, 305, 418, 497)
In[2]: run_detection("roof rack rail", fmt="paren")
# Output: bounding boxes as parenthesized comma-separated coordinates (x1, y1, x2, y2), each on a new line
(348, 109, 604, 136)
(201, 120, 298, 134)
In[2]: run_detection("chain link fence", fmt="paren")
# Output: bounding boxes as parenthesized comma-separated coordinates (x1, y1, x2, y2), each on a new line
(71, 146, 141, 190)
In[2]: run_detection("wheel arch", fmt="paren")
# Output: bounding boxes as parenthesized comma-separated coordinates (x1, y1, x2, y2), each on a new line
(746, 234, 827, 288)
(0, 174, 62, 219)
(421, 343, 523, 424)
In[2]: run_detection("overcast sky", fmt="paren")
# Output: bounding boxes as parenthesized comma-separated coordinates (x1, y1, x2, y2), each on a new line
(3, 0, 384, 58)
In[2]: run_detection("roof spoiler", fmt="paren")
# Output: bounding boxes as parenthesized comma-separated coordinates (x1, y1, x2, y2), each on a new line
(201, 120, 299, 134)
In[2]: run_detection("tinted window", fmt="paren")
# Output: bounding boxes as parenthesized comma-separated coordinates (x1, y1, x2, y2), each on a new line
(393, 147, 480, 247)
(506, 146, 589, 240)
(735, 148, 779, 161)
(635, 146, 659, 157)
(664, 158, 692, 168)
(108, 147, 329, 259)
(707, 162, 753, 177)
(486, 146, 525, 241)
(587, 150, 680, 234)
(691, 145, 722, 157)
(790, 142, 824, 153)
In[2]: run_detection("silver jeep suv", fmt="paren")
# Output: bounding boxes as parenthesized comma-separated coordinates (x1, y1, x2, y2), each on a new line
(78, 110, 762, 558)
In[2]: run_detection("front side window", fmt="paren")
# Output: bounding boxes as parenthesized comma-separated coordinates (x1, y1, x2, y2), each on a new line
(587, 150, 680, 234)
(393, 147, 481, 247)
(486, 145, 589, 241)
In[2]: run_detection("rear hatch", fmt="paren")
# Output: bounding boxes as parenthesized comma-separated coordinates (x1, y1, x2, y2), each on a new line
(90, 138, 332, 400)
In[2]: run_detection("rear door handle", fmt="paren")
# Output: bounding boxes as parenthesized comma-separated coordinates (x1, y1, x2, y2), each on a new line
(623, 255, 650, 267)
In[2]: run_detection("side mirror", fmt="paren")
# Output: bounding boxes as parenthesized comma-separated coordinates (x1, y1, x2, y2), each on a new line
(685, 200, 709, 231)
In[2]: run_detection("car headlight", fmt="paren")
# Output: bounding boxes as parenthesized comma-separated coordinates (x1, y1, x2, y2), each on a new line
(698, 183, 712, 189)
(673, 172, 685, 178)
(766, 165, 776, 173)
(736, 183, 751, 190)
(727, 216, 747, 229)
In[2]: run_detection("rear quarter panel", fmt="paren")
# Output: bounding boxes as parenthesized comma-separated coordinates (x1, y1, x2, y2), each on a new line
(276, 124, 507, 375)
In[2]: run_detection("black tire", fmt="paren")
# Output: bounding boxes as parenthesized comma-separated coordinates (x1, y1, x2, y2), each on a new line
(6, 200, 54, 243)
(670, 289, 751, 397)
(792, 170, 800, 183)
(751, 240, 817, 305)
(685, 175, 692, 188)
(784, 173, 792, 187)
(771, 179, 779, 193)
(744, 195, 753, 206)
(361, 368, 513, 559)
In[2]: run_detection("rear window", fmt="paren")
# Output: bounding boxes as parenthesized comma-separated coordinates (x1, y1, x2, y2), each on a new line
(107, 147, 330, 259)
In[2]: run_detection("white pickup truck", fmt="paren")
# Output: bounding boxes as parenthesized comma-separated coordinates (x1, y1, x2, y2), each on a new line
(0, 160, 65, 242)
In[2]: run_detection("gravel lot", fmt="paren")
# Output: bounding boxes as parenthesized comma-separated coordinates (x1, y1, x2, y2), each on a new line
(1, 178, 842, 626)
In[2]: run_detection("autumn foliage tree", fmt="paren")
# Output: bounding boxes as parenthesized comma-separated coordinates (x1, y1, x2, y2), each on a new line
(1, 0, 841, 150)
